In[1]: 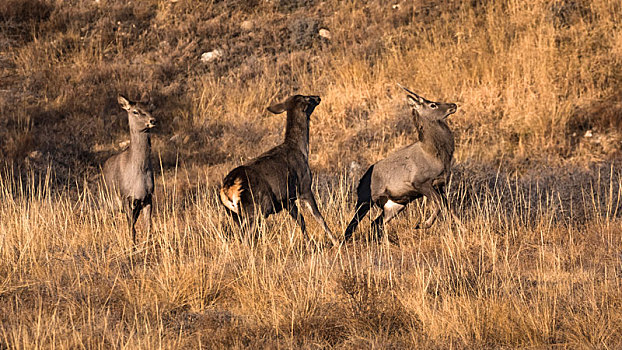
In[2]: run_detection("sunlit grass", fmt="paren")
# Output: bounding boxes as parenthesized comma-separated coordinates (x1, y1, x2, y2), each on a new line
(1, 0, 622, 348)
(0, 163, 621, 348)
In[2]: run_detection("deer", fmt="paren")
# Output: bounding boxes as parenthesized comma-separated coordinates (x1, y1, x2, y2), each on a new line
(219, 94, 340, 246)
(343, 84, 460, 242)
(102, 95, 156, 244)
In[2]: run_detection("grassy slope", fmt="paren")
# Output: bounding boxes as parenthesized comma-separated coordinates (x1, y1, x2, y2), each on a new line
(1, 0, 622, 348)
(1, 0, 620, 178)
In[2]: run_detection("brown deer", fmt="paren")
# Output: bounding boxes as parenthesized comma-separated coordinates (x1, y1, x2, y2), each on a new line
(102, 95, 156, 244)
(220, 95, 339, 246)
(343, 85, 459, 242)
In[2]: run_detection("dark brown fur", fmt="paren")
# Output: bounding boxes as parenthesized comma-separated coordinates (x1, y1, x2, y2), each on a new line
(220, 95, 339, 246)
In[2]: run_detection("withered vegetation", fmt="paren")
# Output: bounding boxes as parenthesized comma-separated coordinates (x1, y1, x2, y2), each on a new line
(1, 0, 621, 348)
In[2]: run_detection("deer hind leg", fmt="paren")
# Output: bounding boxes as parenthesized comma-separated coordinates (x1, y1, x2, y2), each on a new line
(344, 200, 371, 242)
(237, 204, 260, 245)
(230, 187, 263, 244)
(371, 200, 405, 240)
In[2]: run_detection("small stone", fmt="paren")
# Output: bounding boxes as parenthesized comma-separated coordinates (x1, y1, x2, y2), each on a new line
(318, 28, 331, 40)
(119, 140, 130, 148)
(28, 150, 42, 160)
(584, 130, 593, 138)
(392, 4, 400, 9)
(170, 134, 190, 145)
(241, 20, 253, 31)
(201, 49, 223, 63)
(169, 134, 181, 143)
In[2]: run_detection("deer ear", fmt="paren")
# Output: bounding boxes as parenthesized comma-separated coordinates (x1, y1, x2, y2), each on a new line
(118, 95, 132, 110)
(406, 95, 422, 109)
(267, 102, 287, 114)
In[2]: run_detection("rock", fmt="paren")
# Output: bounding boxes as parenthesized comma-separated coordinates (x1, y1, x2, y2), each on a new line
(170, 134, 190, 145)
(241, 20, 253, 31)
(349, 161, 361, 173)
(169, 134, 181, 143)
(201, 49, 223, 63)
(584, 130, 593, 138)
(318, 28, 331, 40)
(119, 140, 130, 149)
(28, 150, 42, 160)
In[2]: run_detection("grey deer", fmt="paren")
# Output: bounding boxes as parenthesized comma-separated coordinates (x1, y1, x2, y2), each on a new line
(220, 95, 340, 246)
(343, 85, 459, 242)
(103, 95, 156, 243)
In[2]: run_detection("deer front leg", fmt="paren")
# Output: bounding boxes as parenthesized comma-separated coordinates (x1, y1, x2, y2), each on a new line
(301, 194, 339, 246)
(344, 200, 372, 242)
(141, 195, 153, 239)
(439, 190, 465, 230)
(415, 183, 442, 229)
(123, 197, 134, 241)
(130, 199, 142, 244)
(287, 201, 309, 240)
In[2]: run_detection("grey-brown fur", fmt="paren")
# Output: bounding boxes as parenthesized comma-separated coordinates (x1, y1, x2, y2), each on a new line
(102, 95, 156, 243)
(220, 95, 339, 246)
(343, 85, 459, 242)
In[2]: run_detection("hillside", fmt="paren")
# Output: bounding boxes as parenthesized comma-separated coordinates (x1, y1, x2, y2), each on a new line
(1, 0, 620, 183)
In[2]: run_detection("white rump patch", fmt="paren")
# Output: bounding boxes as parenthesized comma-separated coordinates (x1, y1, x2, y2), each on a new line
(384, 199, 402, 210)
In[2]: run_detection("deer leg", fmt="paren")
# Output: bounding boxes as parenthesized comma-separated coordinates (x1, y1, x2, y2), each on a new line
(439, 190, 465, 230)
(301, 195, 339, 246)
(239, 206, 260, 244)
(415, 183, 442, 229)
(343, 200, 371, 242)
(382, 200, 406, 226)
(130, 200, 142, 244)
(371, 200, 405, 240)
(141, 195, 153, 241)
(123, 197, 134, 241)
(287, 201, 308, 240)
(381, 200, 405, 243)
(370, 212, 384, 240)
(228, 210, 245, 240)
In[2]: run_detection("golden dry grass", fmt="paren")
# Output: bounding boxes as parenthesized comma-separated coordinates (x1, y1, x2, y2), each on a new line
(1, 0, 622, 348)
(0, 165, 621, 348)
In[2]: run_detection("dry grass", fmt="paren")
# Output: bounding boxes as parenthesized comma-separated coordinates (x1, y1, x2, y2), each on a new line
(1, 0, 622, 348)
(0, 165, 621, 348)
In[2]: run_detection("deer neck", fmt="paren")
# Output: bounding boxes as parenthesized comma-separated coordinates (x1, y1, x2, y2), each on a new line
(417, 115, 454, 164)
(284, 110, 310, 158)
(129, 129, 152, 167)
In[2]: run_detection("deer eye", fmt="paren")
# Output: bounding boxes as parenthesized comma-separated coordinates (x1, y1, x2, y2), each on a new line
(429, 103, 437, 109)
